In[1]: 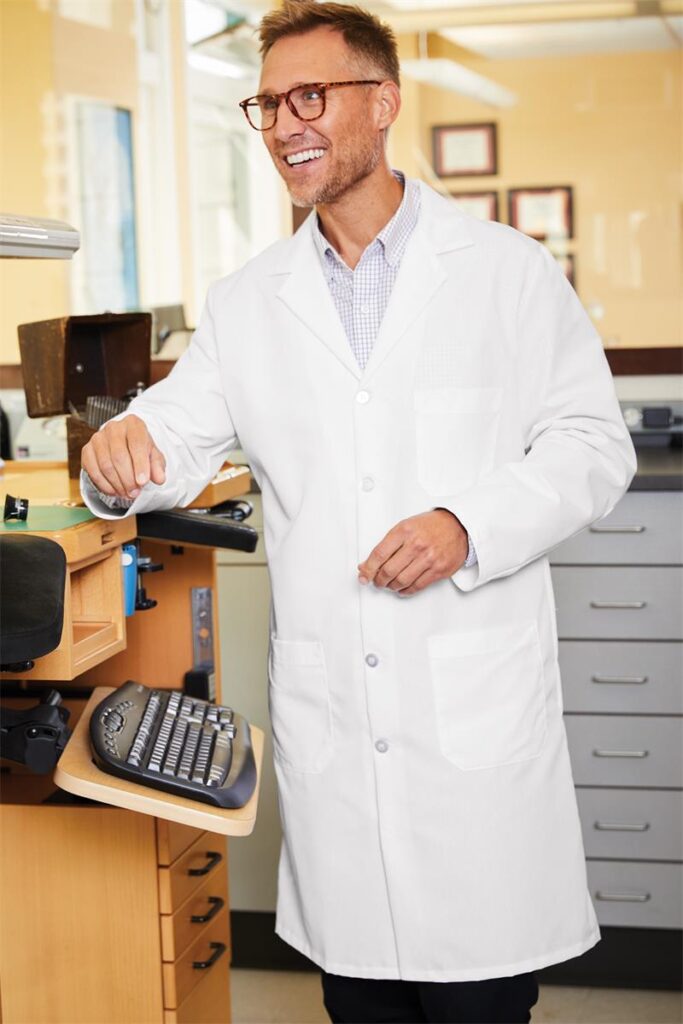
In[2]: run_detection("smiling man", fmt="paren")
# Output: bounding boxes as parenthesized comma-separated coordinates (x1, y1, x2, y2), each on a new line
(81, 2, 637, 1022)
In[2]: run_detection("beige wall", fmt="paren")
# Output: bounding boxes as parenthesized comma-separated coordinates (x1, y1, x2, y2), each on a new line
(0, 0, 68, 366)
(391, 36, 682, 349)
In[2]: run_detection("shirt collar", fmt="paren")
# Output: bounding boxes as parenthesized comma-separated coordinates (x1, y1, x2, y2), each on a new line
(312, 171, 420, 271)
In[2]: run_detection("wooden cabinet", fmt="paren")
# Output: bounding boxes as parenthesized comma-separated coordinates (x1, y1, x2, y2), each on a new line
(0, 462, 260, 1022)
(0, 804, 233, 1024)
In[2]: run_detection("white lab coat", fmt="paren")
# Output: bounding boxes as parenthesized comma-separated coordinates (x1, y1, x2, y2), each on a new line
(83, 180, 637, 981)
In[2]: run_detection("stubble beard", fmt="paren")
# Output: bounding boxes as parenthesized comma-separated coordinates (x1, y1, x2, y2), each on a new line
(287, 132, 383, 208)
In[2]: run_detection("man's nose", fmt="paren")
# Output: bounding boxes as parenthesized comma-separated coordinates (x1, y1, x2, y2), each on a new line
(272, 97, 306, 142)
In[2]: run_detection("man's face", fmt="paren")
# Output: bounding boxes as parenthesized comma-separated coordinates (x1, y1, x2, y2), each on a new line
(258, 27, 385, 208)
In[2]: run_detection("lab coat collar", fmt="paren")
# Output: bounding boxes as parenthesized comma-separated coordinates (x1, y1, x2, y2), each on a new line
(273, 179, 476, 381)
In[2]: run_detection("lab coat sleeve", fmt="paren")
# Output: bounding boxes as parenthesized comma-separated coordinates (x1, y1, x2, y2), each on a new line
(445, 241, 637, 592)
(80, 282, 238, 521)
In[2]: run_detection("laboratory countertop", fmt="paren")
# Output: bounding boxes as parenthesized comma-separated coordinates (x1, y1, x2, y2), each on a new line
(630, 446, 683, 491)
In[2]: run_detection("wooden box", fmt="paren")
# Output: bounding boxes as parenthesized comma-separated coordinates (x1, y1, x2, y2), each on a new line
(18, 313, 152, 477)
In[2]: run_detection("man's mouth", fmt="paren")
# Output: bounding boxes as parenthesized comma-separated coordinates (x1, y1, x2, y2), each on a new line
(283, 148, 326, 167)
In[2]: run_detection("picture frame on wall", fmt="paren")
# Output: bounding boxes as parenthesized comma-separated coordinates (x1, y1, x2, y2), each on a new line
(555, 252, 576, 289)
(450, 191, 499, 222)
(508, 186, 573, 240)
(432, 122, 497, 178)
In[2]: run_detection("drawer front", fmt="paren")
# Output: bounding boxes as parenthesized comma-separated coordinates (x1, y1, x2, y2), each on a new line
(161, 865, 229, 961)
(587, 861, 683, 929)
(552, 492, 683, 565)
(551, 567, 683, 639)
(576, 788, 683, 861)
(564, 715, 683, 788)
(159, 834, 227, 915)
(163, 946, 231, 1024)
(157, 821, 207, 867)
(559, 641, 683, 714)
(162, 904, 230, 1009)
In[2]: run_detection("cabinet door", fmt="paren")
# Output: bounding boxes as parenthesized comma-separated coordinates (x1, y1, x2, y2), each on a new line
(0, 806, 164, 1024)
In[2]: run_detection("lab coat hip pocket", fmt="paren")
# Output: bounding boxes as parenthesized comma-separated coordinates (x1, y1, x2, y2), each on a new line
(428, 620, 547, 771)
(268, 637, 333, 774)
(414, 386, 503, 494)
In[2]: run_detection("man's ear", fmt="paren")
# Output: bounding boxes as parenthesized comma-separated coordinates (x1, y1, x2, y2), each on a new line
(376, 80, 401, 131)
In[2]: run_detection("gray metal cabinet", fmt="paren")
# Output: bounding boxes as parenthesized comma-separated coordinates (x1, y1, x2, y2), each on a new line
(551, 490, 683, 930)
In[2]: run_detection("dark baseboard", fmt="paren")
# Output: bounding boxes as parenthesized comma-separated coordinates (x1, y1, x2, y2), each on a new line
(230, 911, 317, 971)
(230, 912, 682, 990)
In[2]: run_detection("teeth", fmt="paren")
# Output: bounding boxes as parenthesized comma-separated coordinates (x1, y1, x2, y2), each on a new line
(285, 149, 325, 166)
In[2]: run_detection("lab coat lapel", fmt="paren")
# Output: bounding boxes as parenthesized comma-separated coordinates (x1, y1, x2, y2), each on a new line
(362, 184, 476, 381)
(274, 215, 361, 380)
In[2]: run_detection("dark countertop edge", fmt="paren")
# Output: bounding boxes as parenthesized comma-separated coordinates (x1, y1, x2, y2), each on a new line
(630, 476, 682, 491)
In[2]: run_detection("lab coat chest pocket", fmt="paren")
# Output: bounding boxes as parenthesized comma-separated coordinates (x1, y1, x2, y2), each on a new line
(414, 386, 504, 494)
(268, 637, 333, 773)
(428, 621, 547, 771)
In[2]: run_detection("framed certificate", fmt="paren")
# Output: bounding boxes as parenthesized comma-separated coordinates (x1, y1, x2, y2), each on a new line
(432, 122, 497, 178)
(555, 252, 576, 288)
(508, 186, 573, 240)
(450, 191, 499, 221)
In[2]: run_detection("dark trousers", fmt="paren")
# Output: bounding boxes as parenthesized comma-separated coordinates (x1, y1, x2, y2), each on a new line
(320, 969, 539, 1024)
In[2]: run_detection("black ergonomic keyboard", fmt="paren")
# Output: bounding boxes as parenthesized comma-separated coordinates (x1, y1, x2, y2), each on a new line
(90, 681, 257, 808)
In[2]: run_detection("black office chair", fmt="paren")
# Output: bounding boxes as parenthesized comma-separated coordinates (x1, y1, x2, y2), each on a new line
(0, 534, 72, 772)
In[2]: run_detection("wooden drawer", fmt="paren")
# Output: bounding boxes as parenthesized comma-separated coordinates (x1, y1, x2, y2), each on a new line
(162, 904, 230, 1009)
(576, 788, 683, 861)
(551, 566, 683, 640)
(159, 834, 227, 914)
(164, 945, 231, 1024)
(161, 865, 229, 961)
(587, 860, 683, 929)
(157, 820, 207, 866)
(559, 640, 683, 714)
(564, 715, 683, 788)
(551, 492, 683, 565)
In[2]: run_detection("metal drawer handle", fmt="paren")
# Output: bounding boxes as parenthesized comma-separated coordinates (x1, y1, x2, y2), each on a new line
(188, 851, 223, 877)
(593, 749, 650, 758)
(589, 525, 646, 534)
(594, 820, 651, 832)
(191, 895, 225, 924)
(193, 941, 227, 970)
(591, 675, 648, 685)
(590, 601, 647, 609)
(595, 890, 651, 903)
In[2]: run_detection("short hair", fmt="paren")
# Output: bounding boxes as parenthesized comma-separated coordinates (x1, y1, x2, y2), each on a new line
(258, 0, 400, 87)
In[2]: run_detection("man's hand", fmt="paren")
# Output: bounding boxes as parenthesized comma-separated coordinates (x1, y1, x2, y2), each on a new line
(81, 414, 166, 499)
(357, 509, 468, 596)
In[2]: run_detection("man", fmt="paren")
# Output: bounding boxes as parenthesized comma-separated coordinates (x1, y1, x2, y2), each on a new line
(81, 2, 637, 1021)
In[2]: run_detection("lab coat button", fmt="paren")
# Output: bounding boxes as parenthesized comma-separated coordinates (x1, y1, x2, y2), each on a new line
(365, 653, 378, 667)
(361, 476, 375, 491)
(375, 739, 389, 754)
(356, 390, 371, 404)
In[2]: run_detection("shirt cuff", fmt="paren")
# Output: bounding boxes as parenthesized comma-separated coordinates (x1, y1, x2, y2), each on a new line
(82, 471, 134, 512)
(463, 531, 478, 568)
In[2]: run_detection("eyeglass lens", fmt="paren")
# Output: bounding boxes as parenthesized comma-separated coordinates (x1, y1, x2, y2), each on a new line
(247, 85, 325, 130)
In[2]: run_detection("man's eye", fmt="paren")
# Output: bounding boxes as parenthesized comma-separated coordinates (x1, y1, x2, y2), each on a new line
(260, 96, 278, 111)
(301, 88, 322, 102)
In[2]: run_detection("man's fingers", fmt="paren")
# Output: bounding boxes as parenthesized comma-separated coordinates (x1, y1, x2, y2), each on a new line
(358, 528, 404, 583)
(87, 433, 130, 497)
(398, 567, 440, 596)
(149, 445, 166, 485)
(82, 441, 117, 496)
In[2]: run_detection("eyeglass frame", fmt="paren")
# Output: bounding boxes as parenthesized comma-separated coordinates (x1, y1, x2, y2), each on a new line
(238, 80, 381, 131)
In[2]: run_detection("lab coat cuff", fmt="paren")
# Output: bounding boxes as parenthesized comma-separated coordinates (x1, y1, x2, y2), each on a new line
(434, 499, 486, 592)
